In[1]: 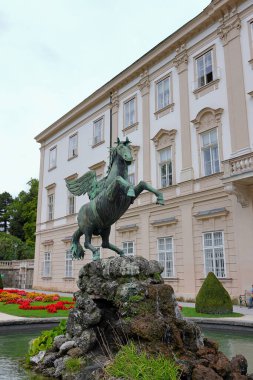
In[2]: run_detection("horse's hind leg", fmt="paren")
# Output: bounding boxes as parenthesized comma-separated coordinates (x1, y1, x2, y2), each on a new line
(71, 228, 85, 259)
(101, 227, 124, 256)
(84, 229, 100, 261)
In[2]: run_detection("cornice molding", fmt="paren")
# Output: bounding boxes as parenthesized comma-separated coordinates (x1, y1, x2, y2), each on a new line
(217, 11, 241, 45)
(173, 44, 188, 73)
(138, 70, 150, 96)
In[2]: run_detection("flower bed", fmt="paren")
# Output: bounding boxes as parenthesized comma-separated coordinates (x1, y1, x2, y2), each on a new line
(0, 289, 75, 314)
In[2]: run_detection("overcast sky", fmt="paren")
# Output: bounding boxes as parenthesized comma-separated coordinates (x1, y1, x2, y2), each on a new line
(0, 0, 210, 196)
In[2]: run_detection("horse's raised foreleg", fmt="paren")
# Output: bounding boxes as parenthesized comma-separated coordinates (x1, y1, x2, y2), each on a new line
(84, 229, 101, 261)
(134, 180, 164, 205)
(71, 228, 85, 259)
(101, 227, 124, 256)
(106, 176, 135, 201)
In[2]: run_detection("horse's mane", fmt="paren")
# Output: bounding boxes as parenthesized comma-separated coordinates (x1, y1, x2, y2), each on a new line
(106, 146, 118, 175)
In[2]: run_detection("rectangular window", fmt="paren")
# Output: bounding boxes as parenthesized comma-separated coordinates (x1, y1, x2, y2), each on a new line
(124, 98, 135, 128)
(196, 50, 213, 88)
(201, 128, 220, 176)
(128, 161, 135, 185)
(203, 231, 226, 278)
(159, 147, 172, 187)
(122, 241, 134, 256)
(157, 237, 174, 278)
(48, 194, 54, 221)
(65, 250, 73, 277)
(68, 133, 78, 159)
(157, 76, 170, 110)
(67, 191, 75, 215)
(43, 252, 51, 277)
(49, 146, 57, 169)
(93, 118, 103, 145)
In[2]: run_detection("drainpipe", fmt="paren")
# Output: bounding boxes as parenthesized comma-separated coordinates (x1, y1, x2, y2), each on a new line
(110, 93, 112, 149)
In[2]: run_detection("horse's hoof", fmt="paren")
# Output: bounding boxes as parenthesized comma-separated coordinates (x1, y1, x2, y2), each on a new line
(156, 197, 164, 205)
(92, 251, 100, 261)
(127, 188, 135, 198)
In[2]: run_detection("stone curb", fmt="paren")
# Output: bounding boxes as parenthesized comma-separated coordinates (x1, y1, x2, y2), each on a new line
(185, 317, 253, 329)
(0, 317, 67, 327)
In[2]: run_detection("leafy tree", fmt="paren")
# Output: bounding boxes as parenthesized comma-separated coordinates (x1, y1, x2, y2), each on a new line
(8, 179, 38, 245)
(0, 192, 13, 232)
(0, 232, 27, 260)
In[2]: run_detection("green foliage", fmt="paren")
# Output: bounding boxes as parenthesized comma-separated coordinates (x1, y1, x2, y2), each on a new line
(128, 294, 144, 303)
(106, 342, 180, 380)
(195, 272, 233, 314)
(0, 274, 3, 289)
(65, 357, 84, 374)
(7, 178, 38, 246)
(28, 320, 67, 357)
(153, 272, 162, 281)
(0, 192, 13, 232)
(0, 232, 26, 260)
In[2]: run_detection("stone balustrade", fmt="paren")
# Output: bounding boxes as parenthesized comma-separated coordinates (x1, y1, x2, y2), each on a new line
(223, 152, 253, 178)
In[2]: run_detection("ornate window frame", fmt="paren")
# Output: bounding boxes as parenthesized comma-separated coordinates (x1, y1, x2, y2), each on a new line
(92, 116, 105, 148)
(123, 94, 139, 135)
(154, 72, 174, 119)
(68, 133, 78, 160)
(193, 45, 220, 99)
(48, 146, 57, 171)
(157, 236, 175, 278)
(45, 183, 56, 221)
(127, 145, 140, 185)
(65, 173, 78, 216)
(152, 129, 177, 189)
(191, 108, 224, 178)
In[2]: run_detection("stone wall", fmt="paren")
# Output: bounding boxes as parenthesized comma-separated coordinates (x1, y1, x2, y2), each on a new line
(0, 260, 34, 289)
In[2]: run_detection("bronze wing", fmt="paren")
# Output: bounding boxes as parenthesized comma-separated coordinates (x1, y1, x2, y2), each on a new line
(65, 171, 97, 198)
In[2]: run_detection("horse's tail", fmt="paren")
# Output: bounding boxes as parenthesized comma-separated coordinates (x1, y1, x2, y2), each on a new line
(70, 228, 85, 259)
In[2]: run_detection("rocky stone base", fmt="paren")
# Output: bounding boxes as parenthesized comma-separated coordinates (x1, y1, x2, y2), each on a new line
(30, 256, 252, 379)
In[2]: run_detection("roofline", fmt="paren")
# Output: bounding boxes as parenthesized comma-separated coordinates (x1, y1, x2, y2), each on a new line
(35, 0, 244, 144)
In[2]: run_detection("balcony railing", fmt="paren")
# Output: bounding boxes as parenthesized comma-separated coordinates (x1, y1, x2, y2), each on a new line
(0, 260, 34, 269)
(223, 152, 253, 180)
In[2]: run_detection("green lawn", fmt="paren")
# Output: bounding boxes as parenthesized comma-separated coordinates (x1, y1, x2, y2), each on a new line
(181, 306, 243, 318)
(0, 296, 74, 318)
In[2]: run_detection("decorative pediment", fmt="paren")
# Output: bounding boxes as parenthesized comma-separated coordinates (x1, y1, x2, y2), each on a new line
(151, 129, 177, 150)
(42, 239, 54, 246)
(191, 107, 223, 132)
(89, 161, 106, 171)
(130, 145, 140, 160)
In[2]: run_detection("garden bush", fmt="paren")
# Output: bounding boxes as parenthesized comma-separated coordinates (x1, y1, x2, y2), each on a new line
(195, 272, 232, 314)
(28, 320, 67, 357)
(0, 274, 3, 289)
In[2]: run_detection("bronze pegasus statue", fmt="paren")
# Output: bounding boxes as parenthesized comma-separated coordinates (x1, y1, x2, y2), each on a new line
(66, 137, 164, 260)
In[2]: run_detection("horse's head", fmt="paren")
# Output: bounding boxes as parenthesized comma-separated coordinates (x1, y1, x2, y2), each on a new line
(115, 137, 133, 165)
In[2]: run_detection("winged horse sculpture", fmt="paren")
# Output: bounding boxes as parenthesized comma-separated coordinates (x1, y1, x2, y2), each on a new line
(66, 137, 164, 261)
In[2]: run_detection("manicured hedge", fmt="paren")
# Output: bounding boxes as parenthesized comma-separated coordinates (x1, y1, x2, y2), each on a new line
(195, 272, 232, 314)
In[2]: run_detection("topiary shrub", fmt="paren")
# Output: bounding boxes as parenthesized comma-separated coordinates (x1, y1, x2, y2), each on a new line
(0, 274, 3, 289)
(195, 272, 232, 314)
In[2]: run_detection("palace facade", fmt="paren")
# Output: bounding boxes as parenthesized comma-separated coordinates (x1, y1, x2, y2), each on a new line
(33, 0, 253, 298)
